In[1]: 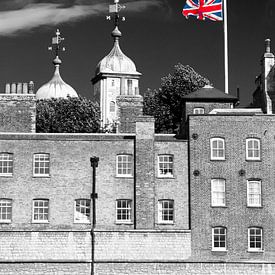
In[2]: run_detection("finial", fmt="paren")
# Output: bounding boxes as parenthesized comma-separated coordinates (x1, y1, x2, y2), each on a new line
(265, 38, 271, 53)
(48, 29, 66, 65)
(106, 0, 126, 40)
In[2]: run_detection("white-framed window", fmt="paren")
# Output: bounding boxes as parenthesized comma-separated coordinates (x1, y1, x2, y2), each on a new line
(74, 199, 91, 223)
(246, 138, 260, 160)
(158, 200, 174, 224)
(212, 227, 227, 251)
(0, 153, 13, 176)
(110, 101, 115, 113)
(193, 107, 205, 114)
(248, 227, 263, 251)
(210, 138, 225, 160)
(211, 179, 226, 207)
(116, 154, 133, 177)
(32, 199, 49, 223)
(116, 199, 132, 223)
(247, 180, 261, 207)
(33, 153, 50, 176)
(158, 155, 173, 177)
(0, 199, 12, 223)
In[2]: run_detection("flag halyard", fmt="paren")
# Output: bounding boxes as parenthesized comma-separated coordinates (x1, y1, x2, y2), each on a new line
(182, 0, 223, 21)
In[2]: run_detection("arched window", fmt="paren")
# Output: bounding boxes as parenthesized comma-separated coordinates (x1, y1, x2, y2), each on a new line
(210, 138, 225, 160)
(193, 107, 205, 114)
(110, 101, 116, 113)
(246, 138, 260, 160)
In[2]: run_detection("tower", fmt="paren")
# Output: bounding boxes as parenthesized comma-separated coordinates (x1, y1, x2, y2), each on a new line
(91, 0, 142, 130)
(36, 29, 78, 100)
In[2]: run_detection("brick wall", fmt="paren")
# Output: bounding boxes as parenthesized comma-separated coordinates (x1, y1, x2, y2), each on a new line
(0, 94, 36, 133)
(189, 115, 275, 261)
(94, 230, 191, 261)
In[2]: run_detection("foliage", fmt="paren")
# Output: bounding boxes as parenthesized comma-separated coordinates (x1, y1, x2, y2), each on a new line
(143, 64, 210, 133)
(36, 96, 100, 133)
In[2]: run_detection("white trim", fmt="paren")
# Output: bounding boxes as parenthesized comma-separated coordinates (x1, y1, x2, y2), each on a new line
(193, 107, 205, 114)
(33, 153, 50, 177)
(246, 138, 261, 161)
(116, 199, 132, 223)
(157, 155, 174, 178)
(211, 179, 226, 207)
(32, 199, 49, 223)
(74, 199, 91, 224)
(248, 227, 263, 252)
(158, 200, 174, 224)
(212, 227, 227, 251)
(116, 154, 133, 177)
(0, 153, 13, 176)
(210, 138, 225, 160)
(247, 180, 261, 207)
(0, 199, 12, 223)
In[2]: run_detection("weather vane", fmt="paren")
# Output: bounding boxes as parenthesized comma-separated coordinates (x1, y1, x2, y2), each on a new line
(48, 29, 65, 59)
(106, 0, 126, 27)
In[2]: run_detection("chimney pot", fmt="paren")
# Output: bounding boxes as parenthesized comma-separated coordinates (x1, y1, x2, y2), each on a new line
(265, 38, 271, 53)
(11, 83, 16, 94)
(5, 83, 10, 94)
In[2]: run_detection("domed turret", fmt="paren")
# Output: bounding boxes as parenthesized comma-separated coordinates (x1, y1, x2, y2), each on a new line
(95, 26, 140, 76)
(36, 29, 78, 100)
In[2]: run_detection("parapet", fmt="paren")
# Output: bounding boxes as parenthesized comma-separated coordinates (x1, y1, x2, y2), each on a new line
(0, 81, 36, 133)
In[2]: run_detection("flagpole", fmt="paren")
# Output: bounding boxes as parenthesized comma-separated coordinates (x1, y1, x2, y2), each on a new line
(223, 0, 228, 94)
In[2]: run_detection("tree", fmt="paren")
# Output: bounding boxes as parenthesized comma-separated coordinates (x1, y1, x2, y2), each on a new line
(144, 64, 210, 133)
(36, 96, 100, 133)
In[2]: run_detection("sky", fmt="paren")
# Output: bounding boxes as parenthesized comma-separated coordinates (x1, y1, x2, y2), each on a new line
(0, 0, 275, 106)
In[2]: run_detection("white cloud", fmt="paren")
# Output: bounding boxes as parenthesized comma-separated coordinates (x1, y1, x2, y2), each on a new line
(0, 0, 166, 36)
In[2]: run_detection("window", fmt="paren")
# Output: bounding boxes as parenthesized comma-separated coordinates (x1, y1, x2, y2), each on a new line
(127, 79, 133, 94)
(210, 138, 225, 160)
(33, 199, 49, 223)
(211, 179, 226, 207)
(158, 200, 174, 224)
(193, 107, 205, 114)
(74, 199, 91, 223)
(0, 199, 12, 223)
(116, 199, 131, 223)
(116, 155, 133, 177)
(110, 101, 115, 113)
(248, 227, 263, 251)
(33, 153, 50, 176)
(158, 155, 173, 177)
(246, 138, 260, 160)
(0, 153, 13, 176)
(212, 227, 227, 251)
(111, 79, 115, 86)
(247, 180, 261, 207)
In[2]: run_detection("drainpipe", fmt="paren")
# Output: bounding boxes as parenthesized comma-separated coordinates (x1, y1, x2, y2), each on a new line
(90, 156, 99, 275)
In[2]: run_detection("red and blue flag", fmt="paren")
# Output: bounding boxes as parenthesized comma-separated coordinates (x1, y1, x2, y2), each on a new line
(182, 0, 223, 21)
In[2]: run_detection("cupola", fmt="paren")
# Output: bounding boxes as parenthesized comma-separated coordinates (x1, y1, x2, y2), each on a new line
(36, 29, 78, 100)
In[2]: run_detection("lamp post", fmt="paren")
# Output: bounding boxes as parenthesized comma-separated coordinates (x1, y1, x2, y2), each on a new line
(90, 156, 99, 275)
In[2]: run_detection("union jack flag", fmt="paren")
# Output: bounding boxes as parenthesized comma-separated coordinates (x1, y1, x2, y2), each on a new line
(182, 0, 223, 21)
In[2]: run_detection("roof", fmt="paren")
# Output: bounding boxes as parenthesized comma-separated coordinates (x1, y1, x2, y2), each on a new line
(182, 85, 238, 103)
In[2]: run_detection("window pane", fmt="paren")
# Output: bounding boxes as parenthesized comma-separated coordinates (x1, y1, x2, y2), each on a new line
(158, 200, 174, 223)
(33, 154, 50, 175)
(33, 200, 49, 222)
(158, 155, 173, 177)
(0, 153, 13, 175)
(75, 199, 90, 223)
(117, 155, 133, 176)
(116, 200, 131, 222)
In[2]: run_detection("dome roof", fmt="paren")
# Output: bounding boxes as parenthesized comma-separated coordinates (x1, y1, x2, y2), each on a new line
(95, 27, 141, 76)
(36, 58, 78, 100)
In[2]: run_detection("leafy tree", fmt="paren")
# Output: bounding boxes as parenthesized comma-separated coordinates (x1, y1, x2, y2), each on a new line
(144, 64, 210, 133)
(36, 96, 100, 133)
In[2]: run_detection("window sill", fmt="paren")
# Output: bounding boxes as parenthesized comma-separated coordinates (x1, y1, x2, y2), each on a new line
(157, 222, 174, 225)
(247, 205, 262, 208)
(0, 174, 13, 178)
(74, 221, 91, 224)
(115, 221, 133, 225)
(211, 205, 227, 208)
(157, 176, 175, 179)
(210, 159, 226, 161)
(115, 176, 133, 179)
(246, 159, 261, 162)
(212, 249, 228, 252)
(247, 250, 264, 253)
(0, 221, 11, 224)
(32, 175, 51, 178)
(32, 221, 49, 224)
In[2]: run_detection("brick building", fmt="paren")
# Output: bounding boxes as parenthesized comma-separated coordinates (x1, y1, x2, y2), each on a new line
(1, 6, 275, 275)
